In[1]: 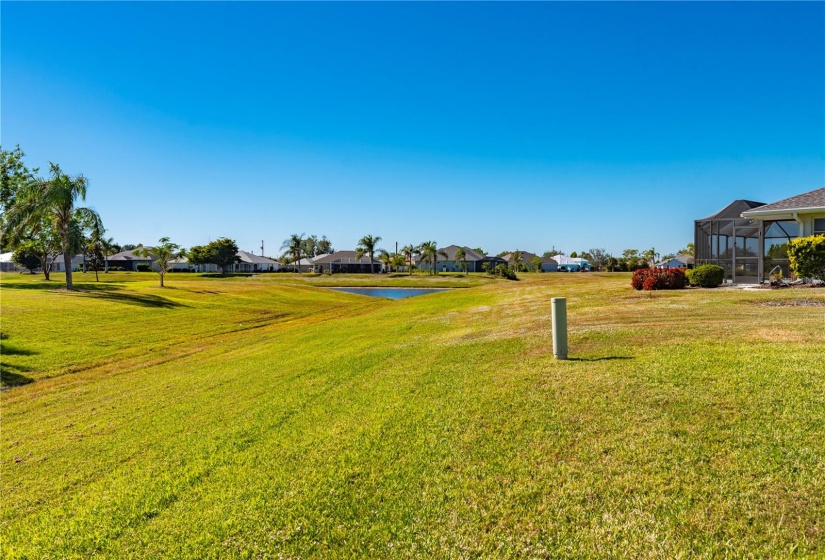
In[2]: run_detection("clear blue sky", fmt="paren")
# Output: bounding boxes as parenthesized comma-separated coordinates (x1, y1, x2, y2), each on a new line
(3, 2, 823, 257)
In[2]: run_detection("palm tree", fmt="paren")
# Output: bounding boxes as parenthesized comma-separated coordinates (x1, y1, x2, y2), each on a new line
(420, 241, 448, 275)
(377, 249, 393, 273)
(401, 244, 419, 275)
(356, 234, 381, 273)
(281, 233, 305, 273)
(5, 163, 100, 290)
(643, 247, 659, 267)
(455, 247, 468, 275)
(101, 237, 120, 273)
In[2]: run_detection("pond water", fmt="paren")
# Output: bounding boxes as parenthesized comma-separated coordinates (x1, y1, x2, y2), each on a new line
(328, 287, 452, 299)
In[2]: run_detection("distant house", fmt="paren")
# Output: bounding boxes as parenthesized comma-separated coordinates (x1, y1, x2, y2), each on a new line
(0, 252, 21, 272)
(552, 255, 590, 271)
(49, 254, 87, 272)
(655, 253, 695, 269)
(107, 249, 154, 271)
(434, 245, 506, 273)
(230, 251, 281, 273)
(311, 251, 382, 273)
(696, 187, 825, 283)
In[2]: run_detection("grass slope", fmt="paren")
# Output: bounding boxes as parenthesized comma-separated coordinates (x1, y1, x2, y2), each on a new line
(2, 272, 824, 558)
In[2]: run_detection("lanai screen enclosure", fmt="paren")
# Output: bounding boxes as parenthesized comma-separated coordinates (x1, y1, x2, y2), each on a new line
(695, 199, 799, 283)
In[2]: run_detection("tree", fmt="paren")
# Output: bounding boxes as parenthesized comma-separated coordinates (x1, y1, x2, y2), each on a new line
(301, 235, 318, 258)
(588, 248, 608, 271)
(569, 251, 578, 258)
(12, 246, 40, 273)
(622, 249, 640, 260)
(543, 249, 561, 257)
(643, 247, 659, 266)
(135, 237, 185, 287)
(188, 238, 240, 273)
(4, 163, 101, 290)
(391, 253, 406, 272)
(356, 234, 381, 274)
(316, 235, 334, 255)
(681, 242, 695, 257)
(121, 244, 139, 251)
(472, 247, 487, 256)
(281, 233, 305, 273)
(1, 145, 38, 252)
(481, 261, 491, 275)
(420, 241, 447, 275)
(401, 244, 418, 275)
(84, 215, 106, 281)
(101, 237, 121, 273)
(511, 249, 522, 271)
(377, 249, 393, 273)
(529, 255, 543, 272)
(455, 247, 468, 275)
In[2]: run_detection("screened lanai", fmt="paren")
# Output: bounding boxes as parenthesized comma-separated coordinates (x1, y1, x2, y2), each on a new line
(695, 200, 765, 283)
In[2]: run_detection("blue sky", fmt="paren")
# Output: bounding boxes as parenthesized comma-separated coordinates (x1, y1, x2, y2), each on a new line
(3, 2, 823, 257)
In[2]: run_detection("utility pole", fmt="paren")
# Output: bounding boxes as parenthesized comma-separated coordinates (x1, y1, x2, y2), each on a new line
(260, 240, 264, 256)
(395, 241, 398, 255)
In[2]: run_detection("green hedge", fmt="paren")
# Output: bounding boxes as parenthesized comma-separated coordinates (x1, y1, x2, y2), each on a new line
(686, 264, 725, 288)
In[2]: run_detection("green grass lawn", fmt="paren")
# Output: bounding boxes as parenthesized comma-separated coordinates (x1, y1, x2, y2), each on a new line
(2, 271, 823, 558)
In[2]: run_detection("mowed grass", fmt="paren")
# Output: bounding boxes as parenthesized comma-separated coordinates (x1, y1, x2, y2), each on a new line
(1, 271, 824, 558)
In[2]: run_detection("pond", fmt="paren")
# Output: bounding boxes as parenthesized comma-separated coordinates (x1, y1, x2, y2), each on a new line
(327, 287, 453, 299)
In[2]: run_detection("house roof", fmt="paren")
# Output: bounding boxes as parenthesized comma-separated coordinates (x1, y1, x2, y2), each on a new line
(699, 199, 766, 221)
(553, 255, 589, 266)
(237, 250, 279, 265)
(0, 252, 15, 263)
(500, 251, 540, 264)
(108, 249, 154, 261)
(439, 245, 486, 261)
(312, 251, 378, 265)
(741, 187, 825, 217)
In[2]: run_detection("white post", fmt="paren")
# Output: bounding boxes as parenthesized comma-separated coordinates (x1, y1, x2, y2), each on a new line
(551, 297, 568, 360)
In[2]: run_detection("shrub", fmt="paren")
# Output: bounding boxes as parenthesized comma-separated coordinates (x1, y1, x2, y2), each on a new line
(686, 264, 725, 288)
(494, 263, 518, 280)
(108, 266, 125, 272)
(787, 235, 825, 282)
(632, 268, 687, 290)
(136, 264, 152, 272)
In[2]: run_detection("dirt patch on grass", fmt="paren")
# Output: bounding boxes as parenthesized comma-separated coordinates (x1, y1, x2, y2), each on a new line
(746, 329, 813, 343)
(758, 300, 825, 307)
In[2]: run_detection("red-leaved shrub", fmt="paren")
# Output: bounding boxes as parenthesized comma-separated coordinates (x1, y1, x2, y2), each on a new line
(632, 268, 687, 290)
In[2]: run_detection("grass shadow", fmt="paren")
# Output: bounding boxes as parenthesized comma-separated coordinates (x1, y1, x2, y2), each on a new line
(79, 290, 185, 309)
(0, 335, 36, 387)
(199, 273, 254, 278)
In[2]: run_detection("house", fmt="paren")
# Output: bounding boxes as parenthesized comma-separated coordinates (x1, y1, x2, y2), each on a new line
(49, 254, 87, 272)
(431, 245, 506, 273)
(552, 255, 590, 271)
(655, 253, 695, 269)
(107, 249, 155, 271)
(230, 251, 281, 273)
(0, 252, 21, 272)
(695, 187, 825, 283)
(310, 251, 384, 273)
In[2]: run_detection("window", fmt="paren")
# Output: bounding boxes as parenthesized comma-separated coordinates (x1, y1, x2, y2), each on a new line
(814, 218, 825, 235)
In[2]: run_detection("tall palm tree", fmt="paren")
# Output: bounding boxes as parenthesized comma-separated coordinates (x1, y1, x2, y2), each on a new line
(101, 237, 121, 273)
(5, 163, 100, 290)
(420, 241, 448, 275)
(356, 234, 381, 273)
(281, 233, 305, 273)
(401, 244, 419, 275)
